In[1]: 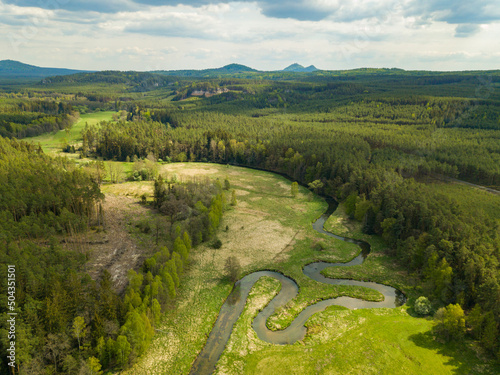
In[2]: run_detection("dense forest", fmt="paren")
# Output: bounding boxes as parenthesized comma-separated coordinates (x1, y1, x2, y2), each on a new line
(0, 135, 226, 373)
(0, 99, 75, 138)
(0, 68, 499, 372)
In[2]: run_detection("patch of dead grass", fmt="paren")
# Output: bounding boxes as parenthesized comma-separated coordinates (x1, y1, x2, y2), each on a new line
(102, 181, 154, 198)
(159, 163, 219, 178)
(235, 189, 250, 196)
(203, 207, 297, 269)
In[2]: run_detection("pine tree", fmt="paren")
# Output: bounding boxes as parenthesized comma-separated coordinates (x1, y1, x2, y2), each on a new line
(162, 270, 176, 299)
(87, 356, 103, 375)
(153, 175, 168, 209)
(183, 231, 192, 252)
(291, 181, 299, 198)
(115, 335, 131, 368)
(152, 299, 162, 326)
(72, 316, 86, 350)
(481, 312, 498, 352)
(174, 237, 188, 262)
(172, 252, 183, 275)
(165, 260, 180, 288)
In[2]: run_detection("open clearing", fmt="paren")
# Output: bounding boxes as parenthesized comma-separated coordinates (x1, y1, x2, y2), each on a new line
(27, 111, 114, 156)
(124, 163, 497, 375)
(60, 188, 157, 292)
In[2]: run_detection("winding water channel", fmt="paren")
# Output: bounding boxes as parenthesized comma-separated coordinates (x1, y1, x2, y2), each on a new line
(189, 199, 406, 375)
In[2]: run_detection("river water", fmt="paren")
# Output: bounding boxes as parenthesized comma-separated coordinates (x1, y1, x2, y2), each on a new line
(189, 199, 405, 375)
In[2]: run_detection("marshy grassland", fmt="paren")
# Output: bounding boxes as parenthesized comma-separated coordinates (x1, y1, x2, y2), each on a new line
(121, 163, 497, 375)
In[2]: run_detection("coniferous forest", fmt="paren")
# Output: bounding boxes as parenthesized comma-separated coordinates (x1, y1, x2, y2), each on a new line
(0, 67, 499, 374)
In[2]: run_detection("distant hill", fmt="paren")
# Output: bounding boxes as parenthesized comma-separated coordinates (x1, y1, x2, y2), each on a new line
(1, 60, 325, 81)
(0, 60, 89, 78)
(40, 71, 176, 92)
(154, 63, 259, 77)
(283, 63, 318, 73)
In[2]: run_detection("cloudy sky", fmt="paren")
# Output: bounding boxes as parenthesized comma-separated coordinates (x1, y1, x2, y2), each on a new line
(0, 0, 499, 71)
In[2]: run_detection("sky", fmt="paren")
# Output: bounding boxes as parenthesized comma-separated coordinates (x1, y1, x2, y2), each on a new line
(0, 0, 499, 71)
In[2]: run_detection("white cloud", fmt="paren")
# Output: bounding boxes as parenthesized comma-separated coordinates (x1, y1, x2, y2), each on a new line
(0, 0, 498, 71)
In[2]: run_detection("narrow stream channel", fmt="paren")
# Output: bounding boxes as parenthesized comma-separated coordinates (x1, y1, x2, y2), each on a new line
(189, 199, 406, 375)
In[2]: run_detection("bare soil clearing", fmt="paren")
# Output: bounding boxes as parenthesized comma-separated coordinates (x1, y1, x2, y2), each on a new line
(64, 192, 154, 292)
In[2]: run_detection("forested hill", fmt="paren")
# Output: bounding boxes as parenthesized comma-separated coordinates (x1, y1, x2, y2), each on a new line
(153, 63, 258, 78)
(40, 71, 176, 91)
(0, 60, 89, 78)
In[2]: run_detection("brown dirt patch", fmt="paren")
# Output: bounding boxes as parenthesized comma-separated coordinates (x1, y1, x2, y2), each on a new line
(101, 181, 153, 198)
(292, 204, 307, 213)
(66, 194, 153, 292)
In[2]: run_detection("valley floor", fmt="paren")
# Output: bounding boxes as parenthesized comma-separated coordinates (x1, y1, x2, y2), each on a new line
(122, 163, 498, 375)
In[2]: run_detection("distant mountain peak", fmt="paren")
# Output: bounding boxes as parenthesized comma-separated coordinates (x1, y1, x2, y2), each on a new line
(0, 60, 38, 71)
(218, 63, 257, 72)
(0, 59, 88, 78)
(283, 63, 318, 72)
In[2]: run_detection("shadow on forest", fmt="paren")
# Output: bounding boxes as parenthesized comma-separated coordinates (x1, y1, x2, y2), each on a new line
(409, 331, 483, 374)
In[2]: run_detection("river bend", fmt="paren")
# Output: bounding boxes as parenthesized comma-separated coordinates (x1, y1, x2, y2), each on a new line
(189, 199, 405, 375)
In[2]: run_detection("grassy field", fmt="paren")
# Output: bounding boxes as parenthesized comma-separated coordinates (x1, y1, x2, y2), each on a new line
(223, 304, 494, 375)
(27, 111, 114, 155)
(120, 162, 497, 375)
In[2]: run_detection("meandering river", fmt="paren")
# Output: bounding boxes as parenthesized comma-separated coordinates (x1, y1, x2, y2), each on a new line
(189, 199, 405, 375)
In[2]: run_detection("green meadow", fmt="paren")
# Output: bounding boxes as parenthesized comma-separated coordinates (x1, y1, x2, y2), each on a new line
(27, 111, 114, 155)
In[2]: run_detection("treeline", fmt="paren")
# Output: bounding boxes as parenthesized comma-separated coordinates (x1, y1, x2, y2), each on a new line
(83, 104, 500, 188)
(81, 120, 169, 161)
(0, 136, 106, 373)
(193, 95, 500, 186)
(42, 71, 175, 91)
(82, 113, 499, 357)
(153, 175, 225, 243)
(202, 91, 499, 186)
(0, 99, 76, 138)
(86, 176, 225, 371)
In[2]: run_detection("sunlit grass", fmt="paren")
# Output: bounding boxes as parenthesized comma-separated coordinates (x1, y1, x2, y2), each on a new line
(27, 111, 114, 155)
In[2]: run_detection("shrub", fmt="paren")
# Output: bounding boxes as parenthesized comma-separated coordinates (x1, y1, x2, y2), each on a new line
(414, 296, 431, 316)
(212, 238, 222, 249)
